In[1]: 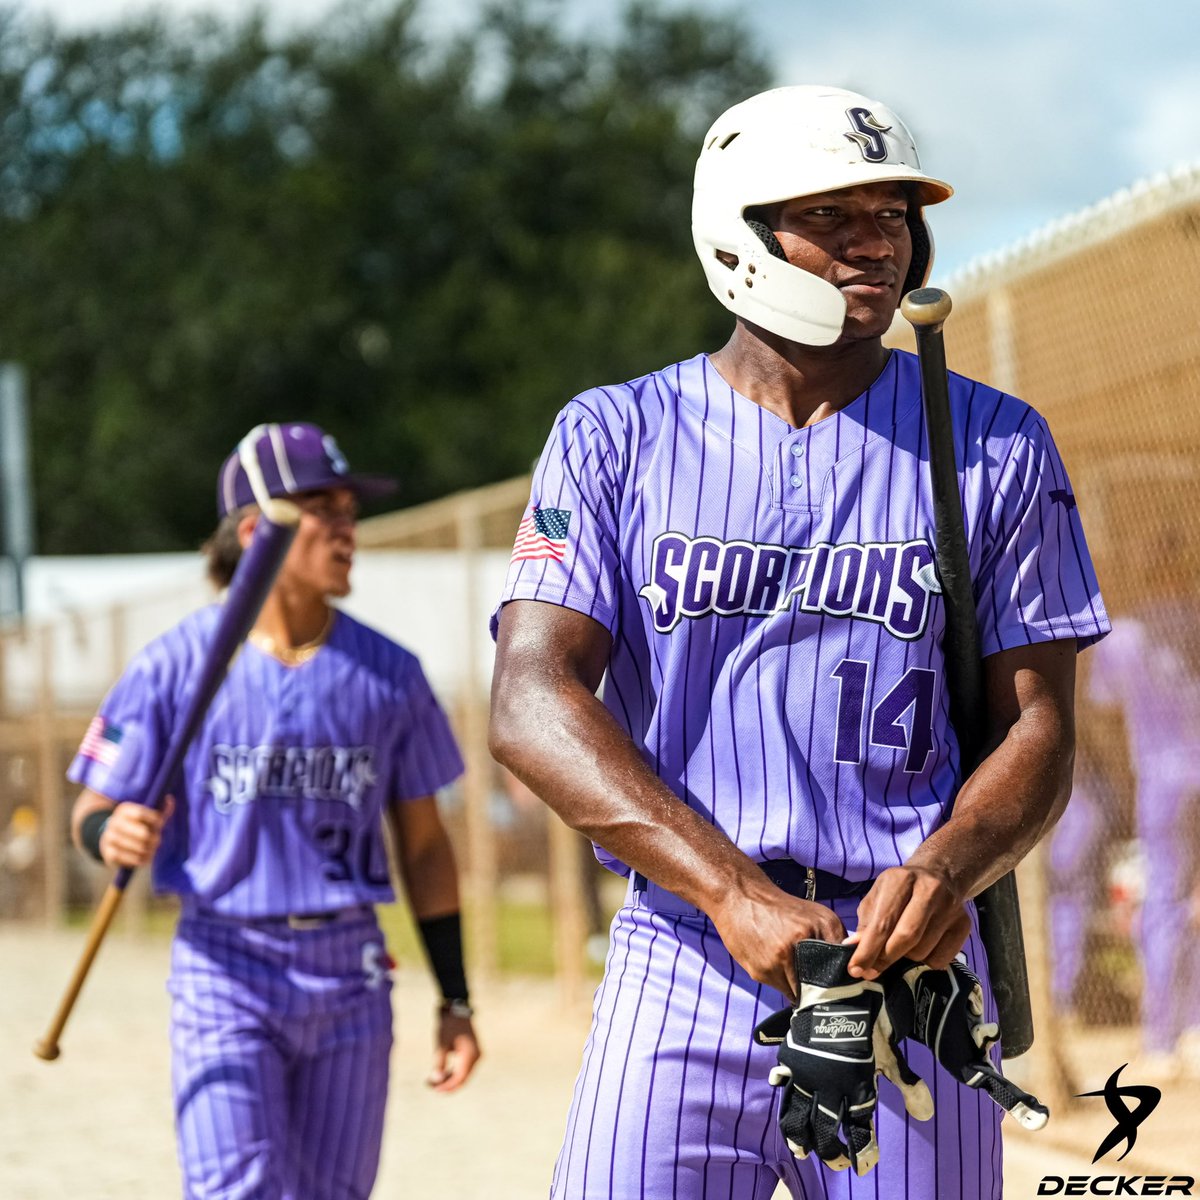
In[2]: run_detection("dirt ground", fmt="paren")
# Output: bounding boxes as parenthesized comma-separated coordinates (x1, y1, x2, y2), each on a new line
(0, 923, 1126, 1199)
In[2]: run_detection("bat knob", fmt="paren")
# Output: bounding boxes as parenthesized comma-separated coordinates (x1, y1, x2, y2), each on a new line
(33, 1039, 61, 1061)
(901, 287, 953, 328)
(261, 498, 302, 528)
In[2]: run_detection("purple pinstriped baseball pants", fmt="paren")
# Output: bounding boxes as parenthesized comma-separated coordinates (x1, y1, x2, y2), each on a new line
(550, 890, 1003, 1200)
(168, 908, 394, 1200)
(1136, 778, 1200, 1054)
(1047, 775, 1109, 1011)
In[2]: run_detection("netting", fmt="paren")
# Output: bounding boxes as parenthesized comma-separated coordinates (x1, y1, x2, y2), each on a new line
(887, 164, 1200, 1168)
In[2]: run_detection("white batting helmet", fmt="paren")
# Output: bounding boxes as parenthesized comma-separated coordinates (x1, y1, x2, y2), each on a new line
(692, 85, 953, 346)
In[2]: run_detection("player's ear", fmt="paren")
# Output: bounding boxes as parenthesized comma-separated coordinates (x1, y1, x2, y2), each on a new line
(236, 510, 260, 550)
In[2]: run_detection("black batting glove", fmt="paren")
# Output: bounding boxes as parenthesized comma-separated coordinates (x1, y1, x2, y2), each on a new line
(885, 956, 1049, 1130)
(754, 940, 931, 1176)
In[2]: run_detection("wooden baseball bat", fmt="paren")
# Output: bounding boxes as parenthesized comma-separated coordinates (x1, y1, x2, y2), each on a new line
(33, 498, 300, 1061)
(901, 287, 1036, 1060)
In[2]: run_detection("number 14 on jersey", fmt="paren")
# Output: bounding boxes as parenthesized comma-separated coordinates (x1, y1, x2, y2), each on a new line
(831, 660, 937, 773)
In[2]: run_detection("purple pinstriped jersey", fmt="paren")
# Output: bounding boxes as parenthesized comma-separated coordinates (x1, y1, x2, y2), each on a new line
(494, 349, 1109, 882)
(70, 608, 463, 917)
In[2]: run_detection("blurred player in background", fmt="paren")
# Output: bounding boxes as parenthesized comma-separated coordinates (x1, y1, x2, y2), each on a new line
(1046, 721, 1122, 1020)
(489, 85, 1108, 1198)
(1088, 522, 1200, 1079)
(0, 803, 39, 917)
(69, 422, 480, 1200)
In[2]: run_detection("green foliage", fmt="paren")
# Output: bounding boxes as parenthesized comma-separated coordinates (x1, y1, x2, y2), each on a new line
(378, 895, 565, 978)
(0, 0, 770, 552)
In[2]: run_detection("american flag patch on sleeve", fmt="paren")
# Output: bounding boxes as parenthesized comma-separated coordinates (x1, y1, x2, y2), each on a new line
(79, 716, 124, 767)
(511, 506, 571, 564)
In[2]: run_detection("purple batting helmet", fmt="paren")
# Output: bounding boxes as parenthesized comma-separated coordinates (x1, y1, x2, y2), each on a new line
(217, 422, 397, 517)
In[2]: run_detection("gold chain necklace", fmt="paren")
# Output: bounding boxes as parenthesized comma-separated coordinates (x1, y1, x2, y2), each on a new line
(249, 610, 335, 667)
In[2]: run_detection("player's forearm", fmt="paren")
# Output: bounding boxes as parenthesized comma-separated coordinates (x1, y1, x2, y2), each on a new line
(906, 702, 1074, 900)
(390, 815, 461, 920)
(489, 670, 770, 916)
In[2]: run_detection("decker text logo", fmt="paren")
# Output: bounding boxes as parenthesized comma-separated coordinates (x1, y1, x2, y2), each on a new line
(1036, 1179, 1192, 1196)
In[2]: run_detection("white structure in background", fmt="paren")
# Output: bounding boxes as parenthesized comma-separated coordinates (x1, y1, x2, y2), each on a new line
(0, 550, 513, 710)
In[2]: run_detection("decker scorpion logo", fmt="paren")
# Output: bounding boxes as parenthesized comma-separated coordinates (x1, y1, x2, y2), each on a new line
(1078, 1064, 1161, 1163)
(1036, 1065, 1191, 1195)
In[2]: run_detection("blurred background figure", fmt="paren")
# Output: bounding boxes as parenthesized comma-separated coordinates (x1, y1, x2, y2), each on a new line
(1087, 521, 1200, 1079)
(0, 803, 40, 917)
(1046, 729, 1123, 1024)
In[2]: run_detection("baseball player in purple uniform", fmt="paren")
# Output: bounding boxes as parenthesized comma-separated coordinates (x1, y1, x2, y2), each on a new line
(69, 422, 480, 1200)
(1046, 744, 1118, 1015)
(489, 85, 1109, 1198)
(1088, 595, 1200, 1073)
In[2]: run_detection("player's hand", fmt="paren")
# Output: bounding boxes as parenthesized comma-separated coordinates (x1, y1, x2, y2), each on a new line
(885, 956, 1049, 1130)
(99, 796, 174, 869)
(427, 1013, 481, 1092)
(844, 864, 971, 980)
(753, 941, 931, 1175)
(712, 886, 846, 999)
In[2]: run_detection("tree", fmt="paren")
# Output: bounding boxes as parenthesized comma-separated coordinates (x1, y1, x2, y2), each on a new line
(0, 0, 770, 552)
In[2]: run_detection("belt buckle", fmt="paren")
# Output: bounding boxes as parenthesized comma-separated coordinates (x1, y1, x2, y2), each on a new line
(287, 913, 332, 931)
(804, 867, 817, 903)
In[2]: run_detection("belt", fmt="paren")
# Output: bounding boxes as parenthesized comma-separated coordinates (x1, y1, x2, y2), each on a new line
(181, 901, 374, 930)
(632, 860, 871, 918)
(283, 911, 355, 931)
(758, 859, 872, 902)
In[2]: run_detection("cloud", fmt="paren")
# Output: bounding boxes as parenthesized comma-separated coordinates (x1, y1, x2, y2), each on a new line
(766, 6, 1199, 270)
(1120, 68, 1200, 177)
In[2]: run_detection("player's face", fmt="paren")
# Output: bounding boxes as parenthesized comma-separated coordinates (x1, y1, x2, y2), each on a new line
(767, 182, 913, 341)
(282, 487, 359, 598)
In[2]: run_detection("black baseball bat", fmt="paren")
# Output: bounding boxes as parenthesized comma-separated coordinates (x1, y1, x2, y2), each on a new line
(34, 499, 300, 1061)
(901, 287, 1035, 1060)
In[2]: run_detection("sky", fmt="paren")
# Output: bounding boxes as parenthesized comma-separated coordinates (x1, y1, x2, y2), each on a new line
(13, 0, 1200, 279)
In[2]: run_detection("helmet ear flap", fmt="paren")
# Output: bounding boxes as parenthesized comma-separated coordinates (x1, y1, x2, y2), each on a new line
(904, 207, 933, 295)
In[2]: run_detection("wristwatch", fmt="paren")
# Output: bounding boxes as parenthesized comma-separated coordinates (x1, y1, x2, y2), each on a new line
(439, 998, 474, 1019)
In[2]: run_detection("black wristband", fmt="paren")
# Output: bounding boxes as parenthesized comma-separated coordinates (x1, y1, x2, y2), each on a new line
(417, 912, 469, 1002)
(79, 809, 111, 863)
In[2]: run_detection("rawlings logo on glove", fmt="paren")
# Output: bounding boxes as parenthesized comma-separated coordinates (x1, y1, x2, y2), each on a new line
(812, 1013, 869, 1041)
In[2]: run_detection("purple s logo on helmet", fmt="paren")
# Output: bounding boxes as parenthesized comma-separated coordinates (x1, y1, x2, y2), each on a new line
(845, 107, 892, 163)
(323, 435, 350, 476)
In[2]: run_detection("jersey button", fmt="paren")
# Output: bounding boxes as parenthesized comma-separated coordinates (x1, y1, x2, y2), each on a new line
(789, 474, 803, 487)
(790, 444, 804, 457)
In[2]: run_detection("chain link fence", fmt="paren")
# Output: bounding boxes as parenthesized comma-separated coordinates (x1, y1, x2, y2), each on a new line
(889, 163, 1200, 1171)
